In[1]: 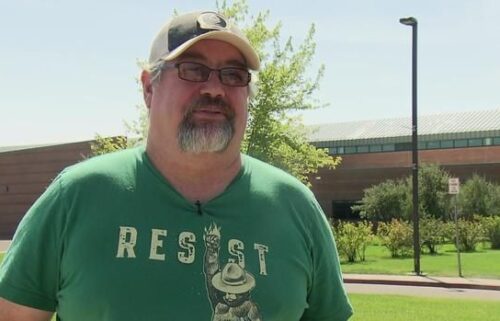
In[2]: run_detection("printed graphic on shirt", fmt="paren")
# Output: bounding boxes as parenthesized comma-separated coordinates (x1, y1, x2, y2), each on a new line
(203, 223, 263, 321)
(115, 226, 269, 272)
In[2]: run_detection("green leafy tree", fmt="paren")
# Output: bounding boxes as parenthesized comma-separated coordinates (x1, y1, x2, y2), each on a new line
(354, 163, 452, 221)
(405, 163, 451, 220)
(90, 0, 339, 185)
(457, 174, 500, 219)
(90, 135, 128, 157)
(352, 179, 408, 221)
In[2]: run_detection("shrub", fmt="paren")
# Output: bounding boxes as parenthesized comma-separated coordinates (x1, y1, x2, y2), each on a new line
(479, 216, 500, 249)
(457, 175, 500, 219)
(378, 219, 413, 257)
(333, 221, 374, 263)
(446, 218, 484, 252)
(352, 180, 408, 221)
(419, 216, 447, 254)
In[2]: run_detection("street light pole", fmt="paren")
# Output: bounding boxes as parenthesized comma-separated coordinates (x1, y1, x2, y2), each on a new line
(399, 16, 420, 275)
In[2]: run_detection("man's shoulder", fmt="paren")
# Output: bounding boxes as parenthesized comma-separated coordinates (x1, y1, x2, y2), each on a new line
(242, 154, 313, 196)
(58, 147, 143, 186)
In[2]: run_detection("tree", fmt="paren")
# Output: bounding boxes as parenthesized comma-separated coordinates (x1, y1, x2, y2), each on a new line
(352, 179, 408, 221)
(457, 174, 500, 219)
(91, 0, 339, 185)
(406, 163, 451, 220)
(353, 163, 452, 221)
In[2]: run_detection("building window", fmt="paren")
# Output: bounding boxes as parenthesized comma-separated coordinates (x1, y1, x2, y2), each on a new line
(382, 144, 395, 152)
(337, 147, 345, 154)
(395, 142, 412, 151)
(418, 141, 426, 150)
(370, 145, 382, 152)
(357, 145, 369, 153)
(441, 140, 454, 148)
(455, 139, 468, 148)
(427, 141, 440, 149)
(468, 138, 482, 147)
(484, 138, 492, 146)
(328, 147, 337, 155)
(345, 146, 357, 154)
(494, 137, 500, 145)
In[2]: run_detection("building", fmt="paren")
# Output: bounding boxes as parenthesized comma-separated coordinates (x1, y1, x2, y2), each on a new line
(308, 109, 500, 219)
(1, 109, 500, 238)
(0, 141, 92, 239)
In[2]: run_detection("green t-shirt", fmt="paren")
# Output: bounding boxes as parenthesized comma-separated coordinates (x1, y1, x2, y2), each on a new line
(0, 147, 352, 321)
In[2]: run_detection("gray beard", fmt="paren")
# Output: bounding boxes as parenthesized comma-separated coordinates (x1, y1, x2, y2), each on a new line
(177, 118, 234, 153)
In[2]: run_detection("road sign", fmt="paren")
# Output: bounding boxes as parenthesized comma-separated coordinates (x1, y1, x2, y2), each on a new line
(448, 178, 460, 194)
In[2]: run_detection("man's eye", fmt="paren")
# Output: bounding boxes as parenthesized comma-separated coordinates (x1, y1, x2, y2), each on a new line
(222, 69, 244, 82)
(181, 63, 207, 80)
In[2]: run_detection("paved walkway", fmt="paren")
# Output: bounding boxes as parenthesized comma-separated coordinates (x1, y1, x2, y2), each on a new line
(344, 273, 500, 291)
(345, 283, 500, 301)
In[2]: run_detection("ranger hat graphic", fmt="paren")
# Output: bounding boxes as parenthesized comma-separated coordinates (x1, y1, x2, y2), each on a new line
(211, 262, 256, 294)
(148, 11, 260, 70)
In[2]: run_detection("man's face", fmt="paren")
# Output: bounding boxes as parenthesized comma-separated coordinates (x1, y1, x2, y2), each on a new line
(144, 39, 250, 155)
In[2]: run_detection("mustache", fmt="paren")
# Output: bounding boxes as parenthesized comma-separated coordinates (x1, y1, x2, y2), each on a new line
(185, 95, 234, 119)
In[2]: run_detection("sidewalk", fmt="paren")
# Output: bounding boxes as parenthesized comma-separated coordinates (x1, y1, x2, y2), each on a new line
(344, 273, 500, 291)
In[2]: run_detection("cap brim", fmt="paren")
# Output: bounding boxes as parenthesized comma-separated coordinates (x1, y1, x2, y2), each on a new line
(160, 30, 260, 70)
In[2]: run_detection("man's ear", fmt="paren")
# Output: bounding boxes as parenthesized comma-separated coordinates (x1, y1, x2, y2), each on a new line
(141, 70, 153, 109)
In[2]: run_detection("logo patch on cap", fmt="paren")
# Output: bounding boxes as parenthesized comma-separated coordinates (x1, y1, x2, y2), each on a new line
(197, 12, 227, 31)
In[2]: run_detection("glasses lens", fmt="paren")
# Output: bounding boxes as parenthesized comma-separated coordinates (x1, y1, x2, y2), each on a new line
(175, 62, 250, 87)
(220, 68, 250, 87)
(177, 62, 210, 82)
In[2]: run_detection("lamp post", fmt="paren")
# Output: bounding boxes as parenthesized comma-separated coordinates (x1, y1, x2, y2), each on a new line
(399, 16, 420, 275)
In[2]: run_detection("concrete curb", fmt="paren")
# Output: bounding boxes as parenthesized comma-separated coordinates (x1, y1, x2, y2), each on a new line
(343, 274, 500, 291)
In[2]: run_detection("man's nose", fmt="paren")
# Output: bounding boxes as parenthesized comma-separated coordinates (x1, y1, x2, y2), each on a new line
(199, 71, 225, 98)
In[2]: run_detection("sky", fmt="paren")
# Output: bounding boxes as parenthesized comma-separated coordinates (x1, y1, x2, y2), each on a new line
(1, 0, 499, 146)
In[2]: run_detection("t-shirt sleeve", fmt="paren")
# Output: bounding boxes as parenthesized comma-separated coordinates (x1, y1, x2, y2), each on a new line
(300, 199, 353, 321)
(0, 176, 67, 311)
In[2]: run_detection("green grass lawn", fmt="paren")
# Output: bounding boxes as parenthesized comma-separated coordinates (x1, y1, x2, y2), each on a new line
(2, 243, 500, 278)
(341, 243, 500, 278)
(349, 293, 500, 321)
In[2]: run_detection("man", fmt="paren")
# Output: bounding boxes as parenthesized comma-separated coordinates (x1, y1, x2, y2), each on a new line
(0, 10, 352, 321)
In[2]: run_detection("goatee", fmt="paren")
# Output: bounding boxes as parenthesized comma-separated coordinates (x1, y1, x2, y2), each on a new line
(178, 96, 235, 153)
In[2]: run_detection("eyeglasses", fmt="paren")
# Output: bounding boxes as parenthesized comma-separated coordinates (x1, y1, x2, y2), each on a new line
(166, 62, 251, 87)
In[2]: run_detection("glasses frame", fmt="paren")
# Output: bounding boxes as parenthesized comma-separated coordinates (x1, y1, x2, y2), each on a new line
(164, 62, 251, 87)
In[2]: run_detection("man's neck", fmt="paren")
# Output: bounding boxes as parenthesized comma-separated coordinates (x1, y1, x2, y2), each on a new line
(146, 143, 242, 203)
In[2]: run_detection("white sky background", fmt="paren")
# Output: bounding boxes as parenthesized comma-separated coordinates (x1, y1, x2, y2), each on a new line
(0, 0, 499, 146)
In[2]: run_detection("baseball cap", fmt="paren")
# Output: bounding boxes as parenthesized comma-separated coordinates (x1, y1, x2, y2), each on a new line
(148, 11, 260, 70)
